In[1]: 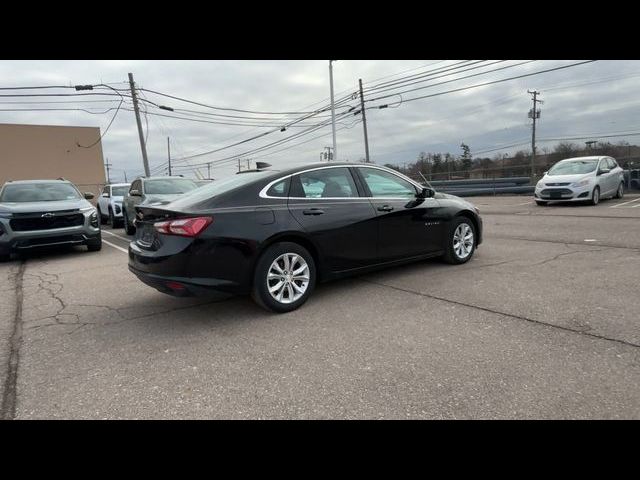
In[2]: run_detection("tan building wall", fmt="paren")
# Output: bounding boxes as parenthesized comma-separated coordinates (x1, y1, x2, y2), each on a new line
(0, 123, 107, 203)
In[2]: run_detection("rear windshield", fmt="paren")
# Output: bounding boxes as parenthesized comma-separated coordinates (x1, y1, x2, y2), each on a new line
(165, 171, 269, 209)
(0, 183, 82, 202)
(548, 160, 598, 175)
(111, 186, 128, 196)
(144, 178, 198, 195)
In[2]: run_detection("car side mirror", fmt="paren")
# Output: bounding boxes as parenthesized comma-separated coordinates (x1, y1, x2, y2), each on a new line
(598, 168, 610, 176)
(542, 171, 547, 176)
(101, 192, 110, 198)
(129, 189, 141, 196)
(84, 192, 95, 200)
(417, 187, 434, 198)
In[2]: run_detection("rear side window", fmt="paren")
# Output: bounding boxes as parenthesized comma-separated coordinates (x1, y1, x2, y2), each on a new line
(266, 178, 290, 197)
(290, 168, 358, 198)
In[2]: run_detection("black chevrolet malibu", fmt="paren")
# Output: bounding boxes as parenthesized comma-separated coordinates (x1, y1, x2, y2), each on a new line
(128, 163, 482, 312)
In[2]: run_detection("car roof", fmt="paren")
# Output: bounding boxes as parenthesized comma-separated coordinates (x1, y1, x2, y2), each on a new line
(2, 179, 72, 185)
(107, 183, 130, 187)
(560, 156, 607, 162)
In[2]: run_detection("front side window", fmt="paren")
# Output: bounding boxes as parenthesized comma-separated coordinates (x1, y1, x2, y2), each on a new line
(130, 181, 141, 193)
(358, 168, 417, 198)
(0, 183, 82, 202)
(290, 168, 358, 198)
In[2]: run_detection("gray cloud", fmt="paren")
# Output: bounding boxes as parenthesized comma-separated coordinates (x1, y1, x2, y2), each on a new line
(1, 60, 639, 182)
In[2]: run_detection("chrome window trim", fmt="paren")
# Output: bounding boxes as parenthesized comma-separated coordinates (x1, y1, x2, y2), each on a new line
(258, 164, 426, 200)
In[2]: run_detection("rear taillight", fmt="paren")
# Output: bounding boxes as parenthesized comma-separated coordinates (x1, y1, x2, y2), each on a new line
(154, 216, 213, 237)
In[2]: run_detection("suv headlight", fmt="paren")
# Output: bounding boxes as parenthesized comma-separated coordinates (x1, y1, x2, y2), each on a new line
(572, 179, 591, 188)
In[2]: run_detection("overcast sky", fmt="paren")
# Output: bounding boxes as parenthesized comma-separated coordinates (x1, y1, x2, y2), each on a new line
(1, 60, 639, 182)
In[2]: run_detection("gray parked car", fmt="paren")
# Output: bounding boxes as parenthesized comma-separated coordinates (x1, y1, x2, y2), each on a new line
(0, 179, 101, 261)
(534, 156, 625, 206)
(122, 176, 199, 235)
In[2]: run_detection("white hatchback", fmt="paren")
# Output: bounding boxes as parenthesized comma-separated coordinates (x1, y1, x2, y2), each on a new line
(534, 156, 625, 206)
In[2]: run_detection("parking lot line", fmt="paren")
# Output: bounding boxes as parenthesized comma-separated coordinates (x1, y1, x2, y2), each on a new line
(102, 230, 131, 242)
(103, 239, 128, 253)
(610, 197, 640, 208)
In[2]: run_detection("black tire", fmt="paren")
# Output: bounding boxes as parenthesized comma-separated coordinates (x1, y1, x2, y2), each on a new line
(108, 208, 116, 228)
(87, 238, 102, 252)
(590, 186, 600, 205)
(0, 254, 10, 262)
(615, 182, 624, 199)
(123, 208, 136, 235)
(97, 206, 107, 225)
(535, 200, 548, 206)
(251, 242, 316, 313)
(442, 216, 477, 265)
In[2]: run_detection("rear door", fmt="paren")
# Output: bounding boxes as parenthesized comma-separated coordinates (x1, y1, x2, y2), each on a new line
(286, 166, 378, 273)
(355, 166, 443, 261)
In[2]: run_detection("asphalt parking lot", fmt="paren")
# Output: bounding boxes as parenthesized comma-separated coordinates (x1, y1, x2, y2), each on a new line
(1, 193, 639, 419)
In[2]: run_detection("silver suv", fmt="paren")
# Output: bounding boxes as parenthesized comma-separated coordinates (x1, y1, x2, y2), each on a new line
(0, 179, 102, 262)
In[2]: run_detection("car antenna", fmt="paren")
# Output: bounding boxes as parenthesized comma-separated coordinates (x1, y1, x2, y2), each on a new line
(418, 171, 436, 192)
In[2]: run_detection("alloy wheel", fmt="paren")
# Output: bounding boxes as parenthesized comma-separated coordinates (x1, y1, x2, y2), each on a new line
(453, 223, 474, 260)
(267, 253, 310, 304)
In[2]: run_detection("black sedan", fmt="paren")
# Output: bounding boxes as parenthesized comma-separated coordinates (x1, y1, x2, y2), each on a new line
(128, 163, 482, 312)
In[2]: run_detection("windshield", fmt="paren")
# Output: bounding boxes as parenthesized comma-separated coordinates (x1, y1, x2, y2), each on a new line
(166, 171, 268, 209)
(0, 183, 82, 202)
(144, 178, 198, 195)
(111, 186, 128, 197)
(548, 160, 598, 176)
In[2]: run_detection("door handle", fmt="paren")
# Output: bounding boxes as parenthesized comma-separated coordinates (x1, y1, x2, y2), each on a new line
(302, 208, 325, 215)
(377, 205, 394, 212)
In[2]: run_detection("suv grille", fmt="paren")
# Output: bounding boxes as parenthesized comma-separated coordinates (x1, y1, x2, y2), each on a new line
(544, 182, 570, 186)
(10, 211, 84, 232)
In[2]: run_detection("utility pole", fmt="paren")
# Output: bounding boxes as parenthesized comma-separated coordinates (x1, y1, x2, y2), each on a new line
(123, 170, 128, 183)
(167, 137, 172, 176)
(358, 78, 371, 163)
(237, 159, 241, 173)
(246, 158, 251, 170)
(207, 163, 211, 180)
(104, 158, 112, 184)
(321, 146, 333, 161)
(329, 60, 338, 162)
(528, 90, 542, 181)
(128, 72, 150, 177)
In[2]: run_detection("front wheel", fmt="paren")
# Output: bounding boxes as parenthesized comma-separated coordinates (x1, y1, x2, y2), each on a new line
(123, 208, 136, 235)
(97, 207, 107, 225)
(590, 186, 600, 205)
(442, 217, 476, 265)
(535, 200, 548, 206)
(0, 254, 10, 262)
(251, 242, 316, 313)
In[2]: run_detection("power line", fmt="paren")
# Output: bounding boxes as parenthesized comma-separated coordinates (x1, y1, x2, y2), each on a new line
(364, 60, 597, 106)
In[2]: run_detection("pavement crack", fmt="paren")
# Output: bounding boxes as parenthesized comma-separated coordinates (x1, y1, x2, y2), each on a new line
(1, 260, 26, 420)
(360, 278, 640, 350)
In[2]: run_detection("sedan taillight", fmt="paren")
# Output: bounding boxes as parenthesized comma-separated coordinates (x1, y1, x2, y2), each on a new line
(154, 217, 213, 237)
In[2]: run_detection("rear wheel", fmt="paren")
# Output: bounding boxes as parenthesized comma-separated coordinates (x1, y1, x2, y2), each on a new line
(123, 208, 136, 235)
(615, 182, 624, 199)
(97, 206, 107, 225)
(0, 254, 9, 262)
(251, 242, 316, 313)
(590, 186, 600, 205)
(442, 217, 476, 265)
(535, 200, 548, 206)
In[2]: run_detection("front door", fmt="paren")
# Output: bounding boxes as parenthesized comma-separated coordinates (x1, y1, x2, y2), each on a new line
(355, 166, 443, 262)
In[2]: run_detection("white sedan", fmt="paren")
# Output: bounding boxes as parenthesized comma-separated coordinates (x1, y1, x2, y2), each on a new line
(534, 156, 625, 206)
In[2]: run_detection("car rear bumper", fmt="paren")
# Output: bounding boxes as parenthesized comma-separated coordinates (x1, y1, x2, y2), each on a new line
(128, 239, 246, 296)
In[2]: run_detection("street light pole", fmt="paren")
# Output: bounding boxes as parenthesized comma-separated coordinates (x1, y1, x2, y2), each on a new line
(329, 60, 338, 162)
